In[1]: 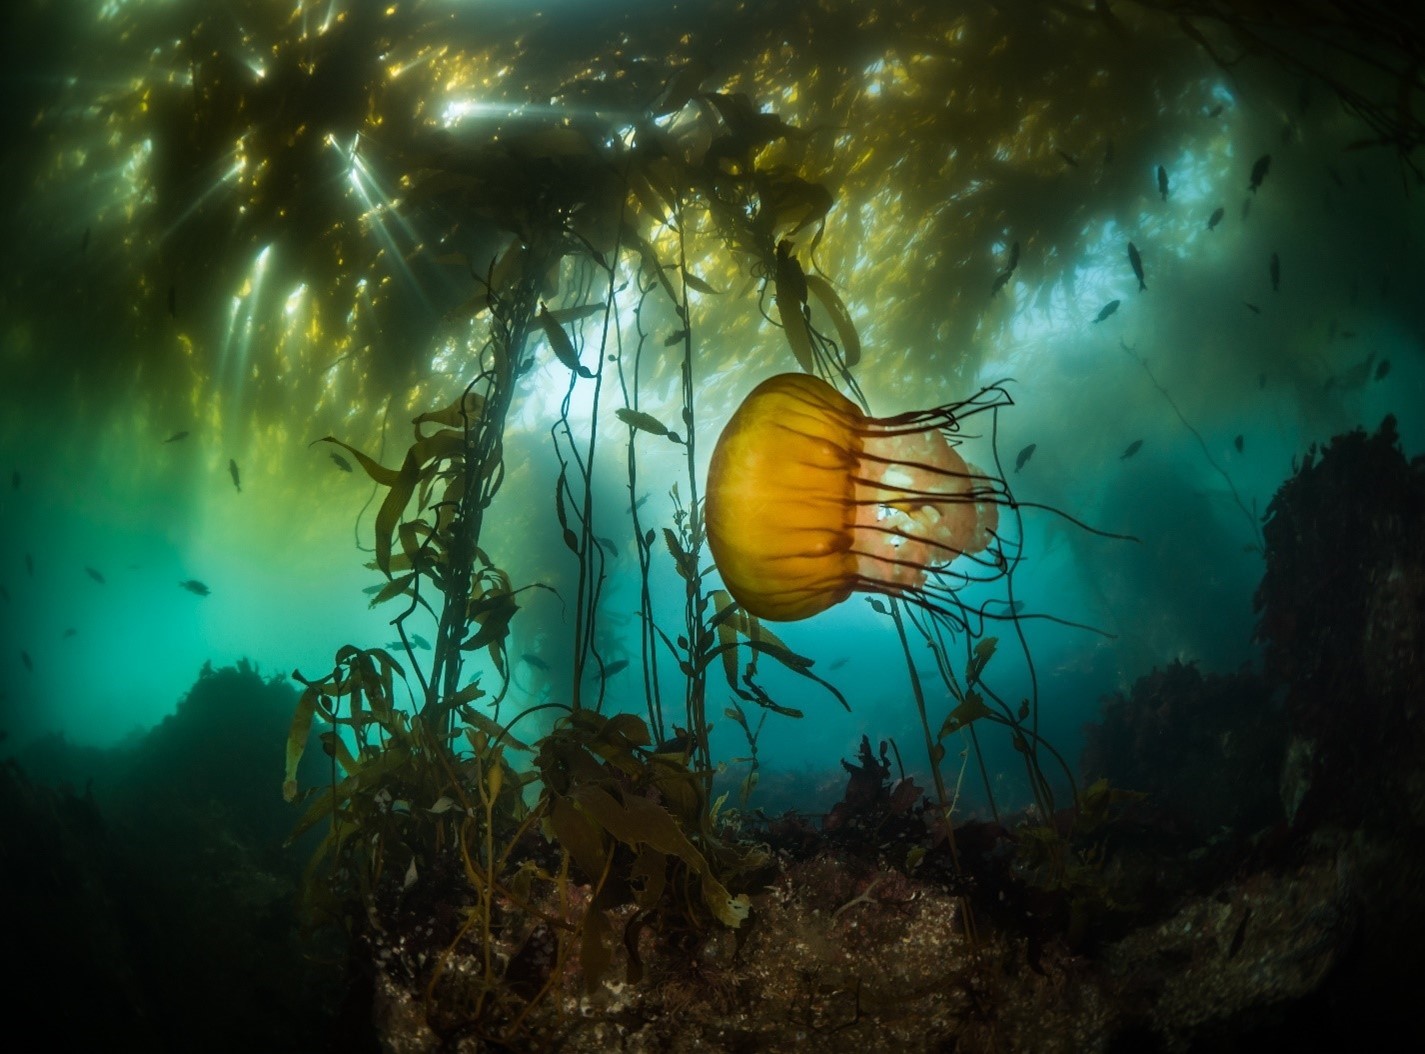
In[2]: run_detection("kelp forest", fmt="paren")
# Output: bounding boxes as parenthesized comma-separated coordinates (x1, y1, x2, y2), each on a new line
(2, 1, 1424, 1050)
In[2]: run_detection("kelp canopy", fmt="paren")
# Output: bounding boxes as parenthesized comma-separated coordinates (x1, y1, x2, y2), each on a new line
(3, 0, 1418, 437)
(0, 0, 1421, 750)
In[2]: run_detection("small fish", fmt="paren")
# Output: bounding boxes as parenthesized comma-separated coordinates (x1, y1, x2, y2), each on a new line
(25, 554, 33, 576)
(168, 284, 177, 318)
(179, 579, 210, 596)
(1103, 138, 1114, 165)
(85, 567, 105, 585)
(1241, 195, 1253, 221)
(1207, 206, 1225, 231)
(410, 633, 431, 650)
(628, 494, 648, 513)
(1249, 153, 1271, 192)
(601, 659, 630, 679)
(11, 470, 19, 489)
(228, 458, 241, 492)
(21, 650, 32, 673)
(164, 431, 189, 444)
(598, 536, 618, 555)
(62, 628, 76, 639)
(1258, 373, 1267, 389)
(988, 599, 1025, 615)
(1270, 252, 1280, 292)
(828, 657, 849, 671)
(1341, 330, 1357, 339)
(81, 226, 90, 253)
(1328, 318, 1338, 341)
(1127, 242, 1145, 292)
(329, 452, 352, 472)
(1157, 165, 1169, 201)
(1016, 443, 1037, 472)
(522, 653, 549, 670)
(1120, 439, 1143, 460)
(1055, 148, 1079, 168)
(1375, 359, 1391, 381)
(1093, 299, 1120, 323)
(990, 269, 1012, 298)
(1206, 103, 1224, 118)
(1244, 301, 1261, 314)
(1326, 165, 1344, 189)
(1234, 435, 1244, 453)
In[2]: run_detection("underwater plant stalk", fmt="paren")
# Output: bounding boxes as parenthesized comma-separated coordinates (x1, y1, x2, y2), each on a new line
(427, 262, 547, 727)
(674, 212, 713, 775)
(890, 597, 960, 871)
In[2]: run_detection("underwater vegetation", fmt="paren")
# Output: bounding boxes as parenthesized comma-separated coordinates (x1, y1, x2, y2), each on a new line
(1, 0, 1423, 1050)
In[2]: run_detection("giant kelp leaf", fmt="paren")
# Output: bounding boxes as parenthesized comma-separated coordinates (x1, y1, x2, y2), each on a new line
(368, 572, 416, 608)
(374, 450, 421, 576)
(774, 247, 815, 372)
(615, 407, 674, 439)
(316, 436, 401, 487)
(712, 589, 740, 690)
(939, 691, 994, 738)
(461, 590, 519, 652)
(629, 843, 668, 910)
(759, 175, 833, 240)
(679, 269, 723, 296)
(547, 794, 609, 885)
(546, 303, 607, 325)
(539, 303, 593, 378)
(663, 528, 696, 581)
(317, 730, 361, 777)
(652, 59, 711, 117)
(283, 683, 320, 802)
(621, 224, 680, 306)
(413, 392, 485, 432)
(580, 901, 614, 993)
(460, 707, 531, 753)
(285, 744, 414, 842)
(968, 636, 998, 684)
(572, 784, 750, 928)
(805, 274, 861, 367)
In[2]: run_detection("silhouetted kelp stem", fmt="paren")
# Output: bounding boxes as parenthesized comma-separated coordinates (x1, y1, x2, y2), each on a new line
(551, 255, 621, 714)
(428, 264, 545, 728)
(674, 203, 714, 776)
(1121, 344, 1264, 553)
(890, 597, 961, 872)
(620, 277, 668, 743)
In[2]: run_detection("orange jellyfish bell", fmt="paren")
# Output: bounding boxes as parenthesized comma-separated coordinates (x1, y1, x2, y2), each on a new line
(705, 373, 1010, 622)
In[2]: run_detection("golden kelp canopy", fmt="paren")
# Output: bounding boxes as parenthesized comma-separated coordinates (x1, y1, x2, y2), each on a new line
(0, 0, 1418, 500)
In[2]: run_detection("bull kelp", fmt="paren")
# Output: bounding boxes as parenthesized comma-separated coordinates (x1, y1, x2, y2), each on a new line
(2, 0, 1423, 1050)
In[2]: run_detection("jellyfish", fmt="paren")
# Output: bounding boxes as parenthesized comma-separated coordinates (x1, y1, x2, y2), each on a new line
(705, 372, 1014, 622)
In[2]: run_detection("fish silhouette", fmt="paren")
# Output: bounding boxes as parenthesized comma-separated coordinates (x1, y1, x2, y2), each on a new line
(1127, 242, 1145, 291)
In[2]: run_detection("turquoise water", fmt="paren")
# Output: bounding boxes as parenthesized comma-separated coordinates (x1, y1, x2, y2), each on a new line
(1, 1, 1421, 823)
